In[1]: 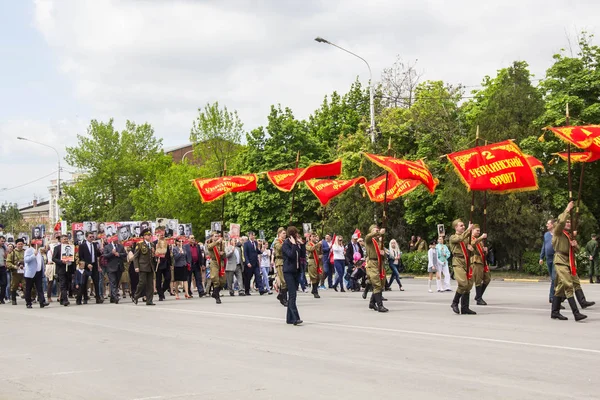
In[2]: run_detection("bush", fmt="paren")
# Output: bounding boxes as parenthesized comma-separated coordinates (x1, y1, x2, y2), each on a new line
(399, 251, 429, 274)
(522, 251, 547, 276)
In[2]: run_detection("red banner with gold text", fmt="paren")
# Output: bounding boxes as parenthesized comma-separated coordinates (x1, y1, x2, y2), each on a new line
(556, 151, 600, 163)
(193, 174, 258, 203)
(305, 177, 367, 206)
(447, 140, 538, 193)
(363, 154, 437, 193)
(363, 173, 421, 203)
(267, 160, 342, 192)
(546, 125, 600, 152)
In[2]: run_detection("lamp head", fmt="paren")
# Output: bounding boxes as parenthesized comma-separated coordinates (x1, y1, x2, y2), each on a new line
(314, 37, 329, 44)
(17, 136, 26, 141)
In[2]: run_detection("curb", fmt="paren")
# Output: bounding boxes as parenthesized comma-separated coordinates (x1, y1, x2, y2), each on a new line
(399, 276, 592, 284)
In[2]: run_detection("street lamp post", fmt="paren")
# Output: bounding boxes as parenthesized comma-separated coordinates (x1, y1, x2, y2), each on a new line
(315, 36, 376, 143)
(17, 137, 61, 221)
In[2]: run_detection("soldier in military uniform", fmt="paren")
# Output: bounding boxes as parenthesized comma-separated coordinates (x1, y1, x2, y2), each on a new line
(7, 238, 26, 305)
(585, 233, 599, 283)
(470, 224, 490, 305)
(305, 232, 322, 299)
(365, 224, 388, 313)
(449, 219, 476, 315)
(206, 231, 226, 304)
(551, 201, 594, 321)
(273, 227, 288, 306)
(132, 229, 156, 306)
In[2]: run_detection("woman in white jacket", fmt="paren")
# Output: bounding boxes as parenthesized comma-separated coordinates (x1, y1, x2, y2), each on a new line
(427, 240, 442, 293)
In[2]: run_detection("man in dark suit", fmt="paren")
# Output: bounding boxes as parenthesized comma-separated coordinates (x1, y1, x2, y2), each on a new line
(132, 229, 156, 305)
(78, 232, 104, 304)
(51, 234, 72, 306)
(242, 231, 265, 295)
(184, 235, 206, 297)
(102, 239, 127, 303)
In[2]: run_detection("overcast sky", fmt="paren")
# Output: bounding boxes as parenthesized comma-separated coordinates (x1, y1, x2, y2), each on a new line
(0, 0, 597, 210)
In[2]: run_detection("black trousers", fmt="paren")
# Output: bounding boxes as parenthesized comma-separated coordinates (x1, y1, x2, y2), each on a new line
(25, 271, 44, 306)
(58, 272, 69, 303)
(156, 268, 171, 299)
(108, 269, 122, 300)
(76, 275, 89, 303)
(187, 263, 204, 295)
(91, 268, 102, 300)
(243, 263, 263, 294)
(0, 267, 6, 300)
(66, 270, 74, 296)
(129, 263, 139, 295)
(284, 271, 301, 324)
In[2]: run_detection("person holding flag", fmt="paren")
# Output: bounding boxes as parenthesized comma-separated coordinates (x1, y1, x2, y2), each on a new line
(470, 225, 490, 305)
(551, 201, 593, 321)
(449, 219, 476, 315)
(364, 225, 388, 313)
(305, 232, 323, 299)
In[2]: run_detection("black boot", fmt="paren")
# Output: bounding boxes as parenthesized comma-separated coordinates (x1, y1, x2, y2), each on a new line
(476, 284, 488, 305)
(11, 291, 17, 305)
(281, 289, 288, 307)
(567, 296, 587, 321)
(461, 293, 476, 315)
(369, 293, 377, 310)
(212, 287, 221, 304)
(362, 283, 371, 300)
(312, 284, 320, 299)
(575, 289, 595, 309)
(550, 296, 568, 320)
(590, 275, 594, 284)
(376, 293, 389, 312)
(451, 292, 460, 314)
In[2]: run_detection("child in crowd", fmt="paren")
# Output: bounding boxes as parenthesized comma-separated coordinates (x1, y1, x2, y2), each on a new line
(427, 240, 442, 293)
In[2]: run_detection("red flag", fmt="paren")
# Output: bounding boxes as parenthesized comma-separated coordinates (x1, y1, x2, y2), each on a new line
(524, 154, 544, 171)
(353, 229, 361, 239)
(447, 140, 538, 193)
(556, 151, 600, 163)
(193, 174, 258, 203)
(363, 153, 437, 193)
(267, 160, 342, 192)
(304, 177, 366, 206)
(53, 221, 61, 232)
(363, 173, 421, 203)
(329, 234, 336, 265)
(546, 125, 600, 152)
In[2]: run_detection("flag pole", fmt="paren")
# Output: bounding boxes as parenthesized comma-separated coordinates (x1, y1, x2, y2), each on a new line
(289, 151, 301, 226)
(221, 159, 226, 230)
(565, 104, 574, 230)
(469, 127, 479, 226)
(381, 138, 392, 281)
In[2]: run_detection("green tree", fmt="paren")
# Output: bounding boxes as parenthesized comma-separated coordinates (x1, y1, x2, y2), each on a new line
(0, 202, 23, 234)
(61, 119, 171, 222)
(189, 102, 244, 174)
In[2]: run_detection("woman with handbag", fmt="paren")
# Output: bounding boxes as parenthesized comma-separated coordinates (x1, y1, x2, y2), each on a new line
(282, 226, 304, 325)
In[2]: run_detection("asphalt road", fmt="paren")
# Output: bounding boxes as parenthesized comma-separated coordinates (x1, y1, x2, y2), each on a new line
(1, 280, 599, 400)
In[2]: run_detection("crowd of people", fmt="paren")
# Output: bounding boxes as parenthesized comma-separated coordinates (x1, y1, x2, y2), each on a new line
(0, 200, 596, 323)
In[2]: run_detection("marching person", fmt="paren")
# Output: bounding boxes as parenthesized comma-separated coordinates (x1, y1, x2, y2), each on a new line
(551, 201, 594, 321)
(132, 229, 156, 306)
(172, 239, 189, 299)
(7, 238, 26, 305)
(225, 238, 244, 296)
(259, 242, 272, 294)
(103, 239, 126, 304)
(365, 225, 388, 312)
(206, 231, 226, 304)
(78, 232, 104, 304)
(436, 236, 452, 292)
(331, 235, 346, 292)
(449, 219, 476, 315)
(155, 235, 173, 301)
(52, 235, 72, 306)
(539, 219, 557, 304)
(471, 225, 490, 305)
(282, 226, 303, 325)
(585, 233, 598, 283)
(0, 236, 7, 304)
(243, 231, 266, 295)
(23, 242, 48, 308)
(273, 227, 288, 306)
(305, 232, 322, 298)
(427, 240, 441, 293)
(75, 260, 91, 305)
(184, 235, 206, 297)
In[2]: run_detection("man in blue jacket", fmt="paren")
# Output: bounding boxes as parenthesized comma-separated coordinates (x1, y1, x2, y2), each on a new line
(539, 219, 556, 304)
(243, 231, 266, 295)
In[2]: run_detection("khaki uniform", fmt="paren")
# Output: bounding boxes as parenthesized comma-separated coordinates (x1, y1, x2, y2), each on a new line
(552, 211, 581, 299)
(449, 231, 473, 295)
(306, 240, 322, 284)
(365, 231, 384, 294)
(7, 248, 26, 292)
(207, 240, 226, 289)
(273, 239, 286, 290)
(133, 241, 156, 303)
(471, 238, 491, 287)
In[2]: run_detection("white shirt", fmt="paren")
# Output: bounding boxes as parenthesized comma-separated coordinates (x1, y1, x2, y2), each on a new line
(332, 243, 345, 261)
(87, 240, 95, 263)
